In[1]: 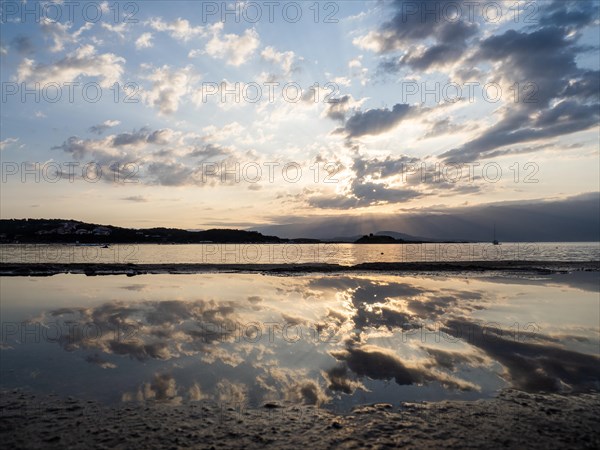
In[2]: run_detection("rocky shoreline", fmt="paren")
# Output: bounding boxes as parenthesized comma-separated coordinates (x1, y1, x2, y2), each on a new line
(1, 260, 598, 276)
(1, 389, 599, 449)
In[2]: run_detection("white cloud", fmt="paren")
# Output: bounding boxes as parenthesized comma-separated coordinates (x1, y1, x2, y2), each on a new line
(333, 76, 351, 87)
(135, 32, 154, 49)
(205, 23, 259, 66)
(348, 56, 369, 86)
(148, 17, 205, 42)
(142, 65, 196, 115)
(16, 45, 125, 88)
(89, 119, 121, 134)
(348, 57, 362, 69)
(40, 18, 93, 53)
(261, 46, 296, 74)
(0, 138, 19, 151)
(352, 32, 385, 52)
(101, 22, 127, 39)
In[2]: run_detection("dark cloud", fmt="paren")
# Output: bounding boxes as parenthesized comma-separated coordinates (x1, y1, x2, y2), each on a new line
(381, 43, 465, 72)
(538, 0, 599, 28)
(301, 153, 484, 210)
(188, 143, 230, 160)
(443, 318, 600, 392)
(112, 128, 152, 147)
(84, 353, 117, 369)
(121, 196, 148, 203)
(441, 100, 599, 162)
(442, 21, 599, 161)
(324, 364, 364, 394)
(340, 103, 415, 138)
(306, 179, 424, 209)
(331, 343, 475, 390)
(256, 192, 600, 241)
(422, 347, 485, 371)
(364, 1, 479, 73)
(324, 95, 356, 122)
(371, 1, 479, 52)
(146, 161, 197, 186)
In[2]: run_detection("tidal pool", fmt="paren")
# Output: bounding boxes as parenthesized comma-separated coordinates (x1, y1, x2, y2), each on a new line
(1, 272, 598, 411)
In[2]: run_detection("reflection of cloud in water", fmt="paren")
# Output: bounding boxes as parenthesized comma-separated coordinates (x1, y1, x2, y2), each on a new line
(443, 318, 600, 392)
(122, 372, 182, 404)
(43, 299, 241, 363)
(329, 341, 479, 392)
(84, 353, 117, 369)
(26, 274, 599, 406)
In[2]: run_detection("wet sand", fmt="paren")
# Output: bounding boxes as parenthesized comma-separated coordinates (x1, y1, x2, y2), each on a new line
(1, 388, 599, 449)
(1, 260, 598, 276)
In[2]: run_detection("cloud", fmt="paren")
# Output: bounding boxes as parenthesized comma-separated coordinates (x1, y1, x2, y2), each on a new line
(339, 103, 417, 138)
(443, 318, 600, 392)
(84, 353, 117, 369)
(89, 120, 121, 135)
(331, 343, 477, 390)
(142, 65, 195, 115)
(439, 19, 600, 161)
(256, 192, 600, 241)
(101, 22, 127, 39)
(40, 18, 92, 53)
(121, 196, 148, 203)
(441, 100, 599, 162)
(261, 46, 296, 74)
(323, 95, 365, 123)
(188, 143, 230, 160)
(306, 180, 424, 210)
(204, 23, 259, 66)
(135, 32, 154, 49)
(0, 138, 19, 151)
(354, 0, 479, 72)
(297, 152, 484, 210)
(147, 17, 205, 41)
(17, 45, 125, 88)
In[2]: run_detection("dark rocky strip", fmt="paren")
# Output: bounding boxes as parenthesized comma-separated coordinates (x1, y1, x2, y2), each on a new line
(0, 261, 598, 276)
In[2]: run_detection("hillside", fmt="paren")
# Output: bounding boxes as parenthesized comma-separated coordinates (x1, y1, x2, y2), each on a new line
(0, 219, 285, 244)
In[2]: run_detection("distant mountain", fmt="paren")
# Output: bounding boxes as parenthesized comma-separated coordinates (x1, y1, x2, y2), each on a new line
(374, 231, 448, 242)
(0, 219, 286, 244)
(355, 234, 400, 244)
(322, 231, 445, 243)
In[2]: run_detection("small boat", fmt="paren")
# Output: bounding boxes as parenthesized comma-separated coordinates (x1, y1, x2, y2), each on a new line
(493, 224, 500, 245)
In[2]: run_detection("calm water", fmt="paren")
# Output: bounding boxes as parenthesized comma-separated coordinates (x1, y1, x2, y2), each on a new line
(1, 273, 598, 410)
(1, 242, 599, 264)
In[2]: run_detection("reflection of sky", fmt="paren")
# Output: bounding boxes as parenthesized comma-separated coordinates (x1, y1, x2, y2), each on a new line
(1, 273, 598, 409)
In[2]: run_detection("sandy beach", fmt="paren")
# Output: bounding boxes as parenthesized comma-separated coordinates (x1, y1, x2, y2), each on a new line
(1, 388, 599, 449)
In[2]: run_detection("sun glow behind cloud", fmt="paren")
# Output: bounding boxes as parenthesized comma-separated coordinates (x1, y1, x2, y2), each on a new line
(0, 0, 598, 232)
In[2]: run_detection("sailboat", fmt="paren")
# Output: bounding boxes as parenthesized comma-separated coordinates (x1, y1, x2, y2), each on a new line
(493, 224, 500, 245)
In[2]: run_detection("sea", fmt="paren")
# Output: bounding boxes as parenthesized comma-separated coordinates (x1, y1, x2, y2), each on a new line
(1, 241, 599, 264)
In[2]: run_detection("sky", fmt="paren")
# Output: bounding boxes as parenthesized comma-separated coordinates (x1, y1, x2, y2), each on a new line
(0, 0, 599, 238)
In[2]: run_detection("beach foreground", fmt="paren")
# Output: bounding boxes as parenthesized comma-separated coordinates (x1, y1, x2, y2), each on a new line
(1, 389, 599, 449)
